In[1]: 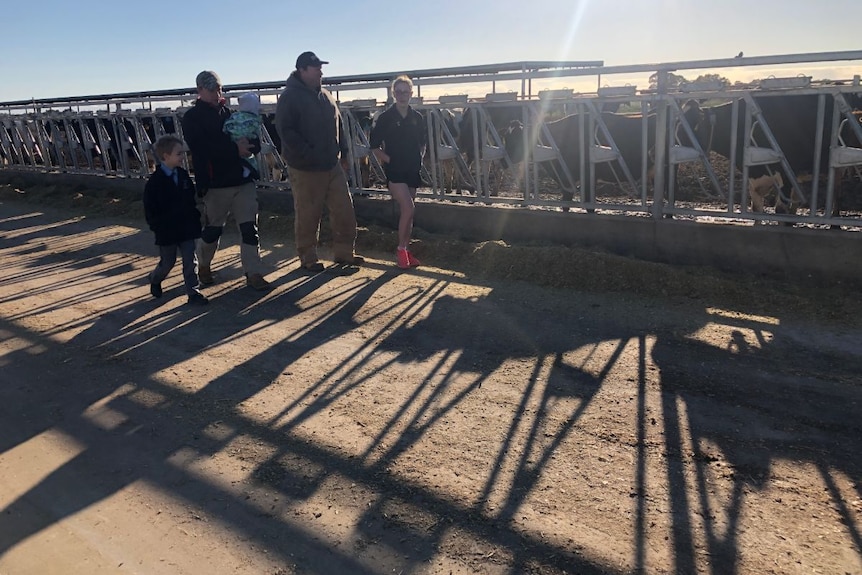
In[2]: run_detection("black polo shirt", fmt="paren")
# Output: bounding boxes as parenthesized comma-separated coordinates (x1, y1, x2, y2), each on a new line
(369, 105, 426, 175)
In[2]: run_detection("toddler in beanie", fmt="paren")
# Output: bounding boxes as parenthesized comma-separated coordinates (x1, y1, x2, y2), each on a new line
(223, 92, 262, 178)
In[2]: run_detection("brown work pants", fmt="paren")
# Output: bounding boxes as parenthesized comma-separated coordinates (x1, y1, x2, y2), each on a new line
(287, 165, 357, 266)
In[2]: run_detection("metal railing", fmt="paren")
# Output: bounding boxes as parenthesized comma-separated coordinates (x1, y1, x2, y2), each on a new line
(3, 53, 862, 228)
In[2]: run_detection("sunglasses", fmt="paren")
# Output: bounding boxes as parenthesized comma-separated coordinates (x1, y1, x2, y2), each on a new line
(393, 89, 412, 95)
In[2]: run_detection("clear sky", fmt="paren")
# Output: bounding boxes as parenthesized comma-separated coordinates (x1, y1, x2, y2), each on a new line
(1, 0, 860, 103)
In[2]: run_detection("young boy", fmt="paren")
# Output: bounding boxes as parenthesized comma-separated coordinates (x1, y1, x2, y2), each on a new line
(222, 91, 262, 179)
(143, 135, 208, 305)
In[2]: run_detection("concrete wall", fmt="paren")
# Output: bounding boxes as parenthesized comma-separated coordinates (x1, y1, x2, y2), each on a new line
(352, 197, 861, 286)
(3, 170, 860, 287)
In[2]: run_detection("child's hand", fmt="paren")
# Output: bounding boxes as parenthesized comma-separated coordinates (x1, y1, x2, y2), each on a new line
(236, 137, 252, 157)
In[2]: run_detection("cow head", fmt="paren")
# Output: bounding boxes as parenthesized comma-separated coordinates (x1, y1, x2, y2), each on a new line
(681, 99, 711, 151)
(748, 171, 784, 215)
(502, 120, 525, 164)
(440, 109, 460, 141)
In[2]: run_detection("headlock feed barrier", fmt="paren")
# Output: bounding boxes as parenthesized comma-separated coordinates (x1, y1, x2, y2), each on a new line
(2, 51, 862, 229)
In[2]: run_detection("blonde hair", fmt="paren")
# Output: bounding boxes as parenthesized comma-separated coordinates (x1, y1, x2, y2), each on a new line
(391, 75, 413, 93)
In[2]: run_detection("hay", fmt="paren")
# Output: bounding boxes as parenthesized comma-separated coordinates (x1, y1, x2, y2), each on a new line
(2, 180, 860, 326)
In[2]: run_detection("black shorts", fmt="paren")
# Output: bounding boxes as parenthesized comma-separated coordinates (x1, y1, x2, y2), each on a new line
(385, 166, 421, 189)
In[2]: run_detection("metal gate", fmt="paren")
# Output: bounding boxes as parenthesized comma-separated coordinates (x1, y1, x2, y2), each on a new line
(2, 52, 862, 228)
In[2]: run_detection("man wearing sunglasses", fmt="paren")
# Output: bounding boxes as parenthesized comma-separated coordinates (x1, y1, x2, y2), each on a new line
(181, 70, 272, 291)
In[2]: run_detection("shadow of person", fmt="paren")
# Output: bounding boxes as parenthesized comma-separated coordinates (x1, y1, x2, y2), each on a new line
(650, 308, 862, 573)
(0, 239, 388, 571)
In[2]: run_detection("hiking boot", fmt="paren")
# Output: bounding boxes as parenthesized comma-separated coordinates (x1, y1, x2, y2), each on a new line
(148, 273, 163, 298)
(334, 255, 365, 266)
(396, 248, 410, 269)
(187, 292, 209, 306)
(406, 251, 421, 267)
(245, 272, 272, 291)
(302, 261, 325, 273)
(198, 265, 214, 286)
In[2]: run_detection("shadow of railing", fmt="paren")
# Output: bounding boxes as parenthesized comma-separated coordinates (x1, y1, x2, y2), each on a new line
(1, 204, 861, 574)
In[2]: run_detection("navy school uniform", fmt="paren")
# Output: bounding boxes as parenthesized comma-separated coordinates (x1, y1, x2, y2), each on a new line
(143, 165, 203, 297)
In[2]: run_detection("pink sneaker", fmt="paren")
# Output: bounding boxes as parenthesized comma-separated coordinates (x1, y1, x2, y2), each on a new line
(406, 250, 421, 267)
(396, 248, 410, 269)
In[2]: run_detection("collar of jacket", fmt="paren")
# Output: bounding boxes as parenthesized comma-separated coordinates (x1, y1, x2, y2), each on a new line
(287, 71, 322, 95)
(194, 98, 228, 116)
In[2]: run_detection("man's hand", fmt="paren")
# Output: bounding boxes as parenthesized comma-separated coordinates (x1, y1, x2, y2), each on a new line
(236, 137, 252, 157)
(340, 157, 350, 171)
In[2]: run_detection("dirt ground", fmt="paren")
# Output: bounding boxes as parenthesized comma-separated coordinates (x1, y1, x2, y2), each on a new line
(1, 180, 861, 575)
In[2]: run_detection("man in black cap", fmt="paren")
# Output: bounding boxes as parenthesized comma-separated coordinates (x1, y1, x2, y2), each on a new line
(181, 70, 272, 291)
(274, 52, 363, 272)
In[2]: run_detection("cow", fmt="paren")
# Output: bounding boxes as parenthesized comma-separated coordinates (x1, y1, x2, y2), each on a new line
(28, 116, 68, 169)
(748, 171, 784, 217)
(503, 107, 656, 205)
(242, 107, 375, 187)
(0, 120, 20, 166)
(422, 107, 462, 194)
(260, 112, 290, 182)
(354, 108, 384, 189)
(39, 114, 138, 173)
(685, 93, 862, 220)
(0, 118, 39, 167)
(71, 116, 118, 171)
(458, 105, 523, 165)
(457, 105, 523, 196)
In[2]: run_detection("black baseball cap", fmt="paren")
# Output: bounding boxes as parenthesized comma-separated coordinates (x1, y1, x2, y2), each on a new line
(296, 51, 329, 69)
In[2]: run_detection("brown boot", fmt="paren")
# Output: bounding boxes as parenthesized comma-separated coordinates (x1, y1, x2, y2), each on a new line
(245, 272, 272, 291)
(198, 265, 215, 286)
(334, 254, 365, 266)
